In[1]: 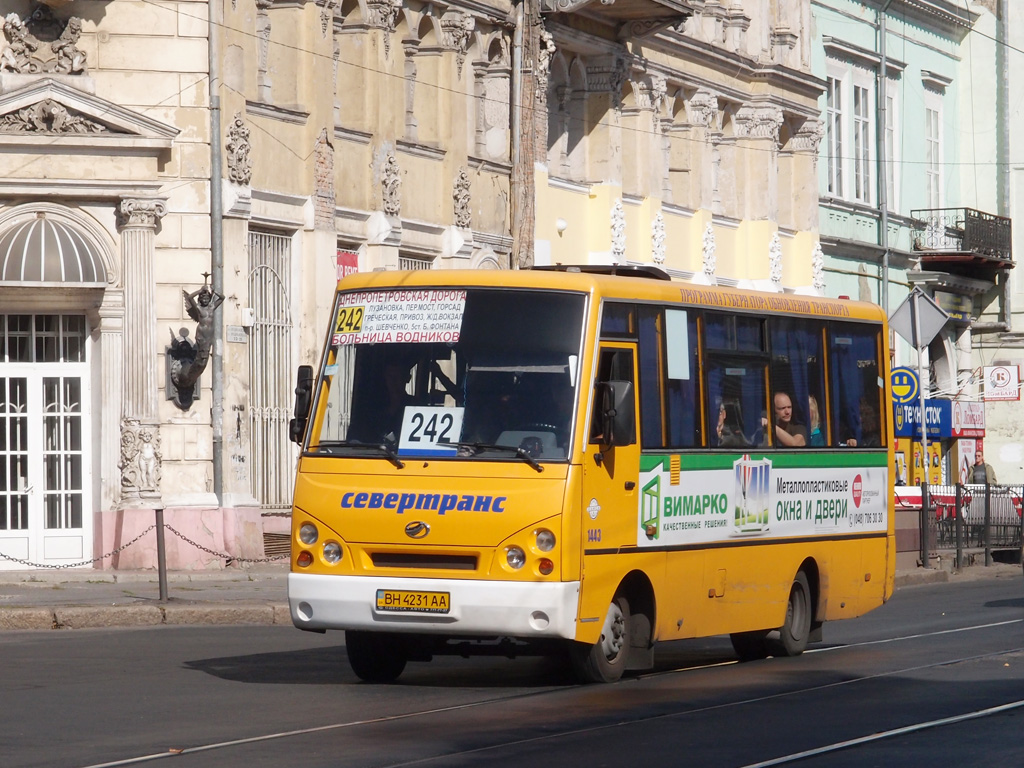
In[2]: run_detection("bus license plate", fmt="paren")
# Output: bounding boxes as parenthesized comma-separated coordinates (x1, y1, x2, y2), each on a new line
(375, 589, 450, 614)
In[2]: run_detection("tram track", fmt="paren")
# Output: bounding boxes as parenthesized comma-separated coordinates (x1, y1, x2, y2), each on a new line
(78, 618, 1024, 768)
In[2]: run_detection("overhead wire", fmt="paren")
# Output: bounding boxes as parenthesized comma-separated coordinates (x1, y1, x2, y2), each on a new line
(1, 1, 1020, 193)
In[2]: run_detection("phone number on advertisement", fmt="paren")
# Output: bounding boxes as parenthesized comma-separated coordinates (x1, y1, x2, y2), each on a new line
(851, 511, 884, 526)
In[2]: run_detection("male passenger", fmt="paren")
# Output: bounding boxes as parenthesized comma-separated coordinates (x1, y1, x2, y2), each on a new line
(772, 391, 807, 447)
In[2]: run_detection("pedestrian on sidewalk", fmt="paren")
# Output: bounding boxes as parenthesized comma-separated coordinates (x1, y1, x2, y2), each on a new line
(972, 452, 997, 485)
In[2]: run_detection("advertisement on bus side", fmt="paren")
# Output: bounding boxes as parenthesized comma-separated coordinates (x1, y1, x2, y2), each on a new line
(638, 454, 887, 546)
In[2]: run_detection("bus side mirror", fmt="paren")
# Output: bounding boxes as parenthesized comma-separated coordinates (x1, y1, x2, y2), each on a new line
(599, 380, 636, 447)
(289, 365, 314, 445)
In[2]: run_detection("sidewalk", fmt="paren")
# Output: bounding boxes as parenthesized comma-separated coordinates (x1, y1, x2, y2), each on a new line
(0, 562, 289, 631)
(0, 560, 1019, 631)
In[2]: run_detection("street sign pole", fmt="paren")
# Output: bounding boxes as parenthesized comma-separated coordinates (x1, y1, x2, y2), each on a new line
(911, 290, 929, 478)
(891, 286, 949, 569)
(911, 290, 930, 566)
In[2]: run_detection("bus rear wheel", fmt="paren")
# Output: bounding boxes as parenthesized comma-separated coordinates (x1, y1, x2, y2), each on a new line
(730, 629, 770, 661)
(768, 571, 812, 657)
(346, 630, 407, 683)
(570, 595, 631, 684)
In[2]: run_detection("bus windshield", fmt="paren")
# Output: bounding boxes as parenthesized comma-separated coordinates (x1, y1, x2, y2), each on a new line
(306, 287, 587, 462)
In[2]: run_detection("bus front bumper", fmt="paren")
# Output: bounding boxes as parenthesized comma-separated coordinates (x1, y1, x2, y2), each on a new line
(288, 573, 581, 640)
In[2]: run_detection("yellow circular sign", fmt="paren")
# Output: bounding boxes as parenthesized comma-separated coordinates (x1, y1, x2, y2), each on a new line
(891, 367, 919, 405)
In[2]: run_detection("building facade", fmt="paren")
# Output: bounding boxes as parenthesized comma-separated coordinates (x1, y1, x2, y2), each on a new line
(812, 0, 1013, 487)
(535, 0, 825, 291)
(0, 0, 840, 570)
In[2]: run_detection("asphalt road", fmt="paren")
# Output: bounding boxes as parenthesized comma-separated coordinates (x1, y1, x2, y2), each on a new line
(2, 568, 1021, 768)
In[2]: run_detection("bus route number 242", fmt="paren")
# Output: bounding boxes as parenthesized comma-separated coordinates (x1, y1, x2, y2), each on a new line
(399, 406, 465, 455)
(334, 306, 364, 333)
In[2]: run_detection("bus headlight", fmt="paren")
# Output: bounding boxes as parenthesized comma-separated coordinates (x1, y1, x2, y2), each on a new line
(535, 529, 556, 552)
(506, 546, 526, 569)
(322, 541, 342, 564)
(299, 523, 318, 545)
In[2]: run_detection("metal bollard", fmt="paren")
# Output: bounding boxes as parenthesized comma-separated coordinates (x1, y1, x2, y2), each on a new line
(955, 483, 964, 571)
(156, 508, 169, 601)
(920, 482, 931, 567)
(984, 482, 992, 567)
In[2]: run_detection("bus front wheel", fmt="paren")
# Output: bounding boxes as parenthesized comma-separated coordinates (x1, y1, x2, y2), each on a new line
(570, 595, 631, 683)
(346, 630, 407, 683)
(768, 571, 812, 657)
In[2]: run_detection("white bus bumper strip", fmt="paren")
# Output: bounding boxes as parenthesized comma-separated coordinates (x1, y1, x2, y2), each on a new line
(288, 573, 581, 639)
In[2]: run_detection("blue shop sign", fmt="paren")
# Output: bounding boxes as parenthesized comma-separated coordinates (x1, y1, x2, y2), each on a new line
(892, 398, 951, 438)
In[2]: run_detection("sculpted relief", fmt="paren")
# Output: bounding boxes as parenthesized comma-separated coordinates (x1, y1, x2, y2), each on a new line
(1, 9, 87, 75)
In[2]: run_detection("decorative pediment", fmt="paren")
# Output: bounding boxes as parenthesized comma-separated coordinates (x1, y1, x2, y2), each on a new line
(0, 77, 178, 144)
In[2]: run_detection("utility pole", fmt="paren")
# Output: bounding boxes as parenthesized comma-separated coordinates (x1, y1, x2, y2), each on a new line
(511, 0, 539, 269)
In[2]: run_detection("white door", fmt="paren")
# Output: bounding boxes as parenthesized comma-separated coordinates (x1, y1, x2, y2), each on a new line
(0, 314, 91, 570)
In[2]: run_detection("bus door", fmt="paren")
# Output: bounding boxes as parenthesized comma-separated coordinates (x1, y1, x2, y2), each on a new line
(582, 344, 640, 556)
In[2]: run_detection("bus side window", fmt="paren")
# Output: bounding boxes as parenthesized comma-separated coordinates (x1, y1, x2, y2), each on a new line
(768, 318, 826, 449)
(829, 325, 883, 447)
(590, 348, 634, 444)
(638, 307, 700, 449)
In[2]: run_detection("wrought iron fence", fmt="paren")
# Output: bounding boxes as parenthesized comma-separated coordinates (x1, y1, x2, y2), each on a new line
(920, 483, 1022, 566)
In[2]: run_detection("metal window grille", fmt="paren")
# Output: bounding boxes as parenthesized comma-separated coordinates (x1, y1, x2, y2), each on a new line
(399, 255, 432, 271)
(247, 230, 294, 510)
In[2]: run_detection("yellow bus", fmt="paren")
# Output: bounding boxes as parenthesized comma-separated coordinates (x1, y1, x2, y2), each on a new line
(287, 265, 894, 683)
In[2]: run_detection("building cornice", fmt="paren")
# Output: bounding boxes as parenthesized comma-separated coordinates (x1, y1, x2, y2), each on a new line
(813, 0, 978, 40)
(547, 20, 824, 112)
(823, 36, 907, 74)
(245, 100, 309, 126)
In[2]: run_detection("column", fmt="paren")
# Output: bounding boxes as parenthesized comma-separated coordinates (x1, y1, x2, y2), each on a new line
(96, 292, 124, 512)
(117, 197, 166, 508)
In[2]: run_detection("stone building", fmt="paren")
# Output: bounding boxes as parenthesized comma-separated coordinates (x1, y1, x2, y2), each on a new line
(0, 0, 826, 570)
(534, 1, 824, 290)
(812, 1, 1014, 486)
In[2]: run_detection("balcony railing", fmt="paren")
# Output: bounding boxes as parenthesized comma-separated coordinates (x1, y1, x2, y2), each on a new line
(911, 207, 1013, 267)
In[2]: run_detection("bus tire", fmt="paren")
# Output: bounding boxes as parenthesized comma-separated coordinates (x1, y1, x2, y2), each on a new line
(769, 571, 812, 657)
(345, 630, 407, 683)
(730, 630, 770, 661)
(569, 595, 631, 683)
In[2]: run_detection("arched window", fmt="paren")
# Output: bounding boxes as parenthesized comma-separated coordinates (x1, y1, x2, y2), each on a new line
(0, 213, 106, 285)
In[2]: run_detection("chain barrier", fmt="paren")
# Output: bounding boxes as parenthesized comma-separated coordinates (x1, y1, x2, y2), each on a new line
(163, 524, 289, 563)
(0, 525, 158, 569)
(0, 519, 290, 570)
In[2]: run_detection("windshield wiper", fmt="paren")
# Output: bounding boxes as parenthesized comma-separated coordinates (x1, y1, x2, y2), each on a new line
(375, 443, 405, 469)
(452, 442, 544, 473)
(309, 440, 405, 468)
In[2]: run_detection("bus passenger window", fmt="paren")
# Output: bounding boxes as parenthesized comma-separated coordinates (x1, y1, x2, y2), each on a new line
(769, 318, 825, 449)
(829, 325, 883, 448)
(706, 362, 767, 448)
(638, 307, 700, 449)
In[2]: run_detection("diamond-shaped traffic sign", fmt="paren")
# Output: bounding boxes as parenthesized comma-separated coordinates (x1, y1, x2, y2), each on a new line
(889, 287, 949, 349)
